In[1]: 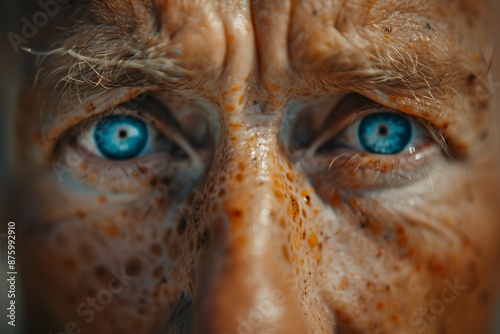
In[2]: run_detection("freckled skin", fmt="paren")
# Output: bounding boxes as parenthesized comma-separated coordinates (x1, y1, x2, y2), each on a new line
(14, 1, 499, 334)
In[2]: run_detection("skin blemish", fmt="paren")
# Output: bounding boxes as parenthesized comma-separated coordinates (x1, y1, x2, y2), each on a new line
(32, 131, 43, 144)
(86, 102, 96, 113)
(150, 243, 163, 257)
(62, 257, 77, 274)
(106, 225, 119, 238)
(290, 195, 299, 221)
(125, 257, 143, 277)
(338, 277, 348, 291)
(76, 210, 87, 219)
(308, 233, 318, 248)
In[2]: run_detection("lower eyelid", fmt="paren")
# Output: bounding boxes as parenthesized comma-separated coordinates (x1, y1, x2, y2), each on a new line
(304, 143, 439, 190)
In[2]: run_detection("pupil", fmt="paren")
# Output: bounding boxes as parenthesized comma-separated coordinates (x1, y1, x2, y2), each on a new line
(118, 129, 128, 139)
(378, 125, 389, 136)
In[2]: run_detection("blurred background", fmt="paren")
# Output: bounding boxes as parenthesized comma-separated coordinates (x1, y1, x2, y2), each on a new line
(0, 0, 499, 333)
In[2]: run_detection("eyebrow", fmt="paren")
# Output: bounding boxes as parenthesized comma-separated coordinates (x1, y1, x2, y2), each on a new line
(35, 0, 198, 99)
(299, 18, 492, 148)
(38, 34, 195, 97)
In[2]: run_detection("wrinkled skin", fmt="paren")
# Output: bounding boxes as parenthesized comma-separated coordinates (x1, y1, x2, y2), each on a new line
(15, 0, 500, 333)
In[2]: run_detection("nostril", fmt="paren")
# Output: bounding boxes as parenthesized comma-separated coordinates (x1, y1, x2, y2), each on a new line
(165, 293, 194, 334)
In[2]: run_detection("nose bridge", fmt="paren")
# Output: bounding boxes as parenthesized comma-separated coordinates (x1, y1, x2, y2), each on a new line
(191, 125, 310, 334)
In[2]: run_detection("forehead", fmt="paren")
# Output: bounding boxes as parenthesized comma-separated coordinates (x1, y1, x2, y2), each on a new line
(66, 0, 488, 89)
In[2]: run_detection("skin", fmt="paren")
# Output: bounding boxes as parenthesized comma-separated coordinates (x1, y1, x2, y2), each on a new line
(14, 0, 499, 333)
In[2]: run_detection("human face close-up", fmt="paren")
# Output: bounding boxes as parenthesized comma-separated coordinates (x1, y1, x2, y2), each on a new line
(11, 0, 500, 333)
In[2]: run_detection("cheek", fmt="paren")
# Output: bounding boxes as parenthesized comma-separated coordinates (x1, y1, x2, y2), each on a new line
(19, 195, 193, 333)
(315, 168, 498, 331)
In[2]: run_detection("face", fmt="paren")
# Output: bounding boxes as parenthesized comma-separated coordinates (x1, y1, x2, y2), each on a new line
(15, 0, 499, 333)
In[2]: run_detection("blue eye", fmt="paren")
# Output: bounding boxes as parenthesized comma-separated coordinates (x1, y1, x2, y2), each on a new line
(357, 112, 413, 155)
(93, 116, 149, 160)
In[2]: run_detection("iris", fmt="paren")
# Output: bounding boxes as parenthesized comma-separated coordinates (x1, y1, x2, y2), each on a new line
(358, 113, 413, 154)
(93, 116, 149, 160)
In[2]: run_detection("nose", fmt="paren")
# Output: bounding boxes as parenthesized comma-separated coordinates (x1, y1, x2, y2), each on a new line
(190, 128, 310, 334)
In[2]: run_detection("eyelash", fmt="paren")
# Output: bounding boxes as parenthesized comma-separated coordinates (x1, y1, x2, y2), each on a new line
(297, 98, 448, 189)
(55, 105, 193, 192)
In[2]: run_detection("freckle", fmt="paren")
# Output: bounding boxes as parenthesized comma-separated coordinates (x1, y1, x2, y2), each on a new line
(427, 260, 446, 276)
(338, 277, 348, 290)
(86, 102, 96, 112)
(301, 209, 307, 218)
(350, 199, 361, 208)
(366, 281, 375, 291)
(376, 302, 385, 311)
(330, 192, 342, 207)
(231, 85, 241, 92)
(274, 190, 284, 204)
(130, 171, 139, 178)
(390, 313, 402, 324)
(300, 231, 306, 240)
(478, 290, 490, 306)
(226, 104, 236, 112)
(235, 174, 243, 183)
(231, 207, 243, 219)
(335, 309, 353, 325)
(238, 95, 245, 105)
(97, 195, 107, 203)
(286, 172, 294, 182)
(76, 210, 86, 219)
(137, 166, 149, 174)
(290, 196, 299, 221)
(62, 257, 77, 274)
(282, 245, 290, 262)
(94, 265, 112, 284)
(150, 244, 163, 257)
(32, 132, 43, 144)
(308, 233, 318, 248)
(125, 257, 143, 276)
(106, 225, 119, 238)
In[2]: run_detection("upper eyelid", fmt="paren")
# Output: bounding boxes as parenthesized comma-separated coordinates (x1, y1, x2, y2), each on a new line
(307, 96, 448, 155)
(52, 93, 183, 155)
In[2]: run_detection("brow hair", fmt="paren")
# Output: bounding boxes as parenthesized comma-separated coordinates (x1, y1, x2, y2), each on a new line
(33, 0, 196, 102)
(300, 0, 492, 120)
